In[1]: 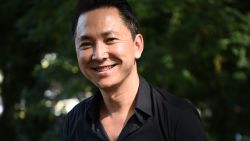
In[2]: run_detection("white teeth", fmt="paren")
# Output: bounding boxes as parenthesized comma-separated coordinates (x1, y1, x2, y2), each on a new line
(96, 65, 114, 72)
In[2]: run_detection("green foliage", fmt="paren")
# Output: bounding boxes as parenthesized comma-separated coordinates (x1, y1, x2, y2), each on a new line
(1, 0, 250, 141)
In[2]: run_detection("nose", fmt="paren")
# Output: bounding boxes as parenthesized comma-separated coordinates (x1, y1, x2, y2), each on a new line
(92, 42, 108, 61)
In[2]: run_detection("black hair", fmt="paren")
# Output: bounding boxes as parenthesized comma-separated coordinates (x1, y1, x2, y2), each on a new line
(72, 0, 139, 39)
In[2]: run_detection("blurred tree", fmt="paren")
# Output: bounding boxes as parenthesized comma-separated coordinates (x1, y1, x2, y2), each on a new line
(131, 0, 250, 140)
(0, 0, 79, 140)
(0, 0, 42, 140)
(0, 0, 249, 141)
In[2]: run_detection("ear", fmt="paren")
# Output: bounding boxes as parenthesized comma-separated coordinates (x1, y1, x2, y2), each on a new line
(134, 34, 144, 59)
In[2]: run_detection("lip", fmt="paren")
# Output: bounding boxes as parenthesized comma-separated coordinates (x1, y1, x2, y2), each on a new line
(92, 64, 118, 73)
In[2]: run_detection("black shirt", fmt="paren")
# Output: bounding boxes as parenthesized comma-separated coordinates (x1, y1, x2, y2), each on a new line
(62, 77, 208, 141)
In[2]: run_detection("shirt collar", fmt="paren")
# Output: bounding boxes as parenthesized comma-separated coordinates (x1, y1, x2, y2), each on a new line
(135, 76, 153, 117)
(87, 91, 102, 122)
(87, 76, 153, 122)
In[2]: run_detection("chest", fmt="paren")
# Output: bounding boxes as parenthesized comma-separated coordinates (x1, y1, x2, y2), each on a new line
(75, 116, 173, 141)
(100, 117, 126, 141)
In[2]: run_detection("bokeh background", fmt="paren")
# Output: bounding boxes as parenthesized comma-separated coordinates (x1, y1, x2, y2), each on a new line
(0, 0, 250, 141)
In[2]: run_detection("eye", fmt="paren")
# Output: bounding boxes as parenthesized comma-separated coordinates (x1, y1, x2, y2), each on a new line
(79, 41, 93, 49)
(105, 37, 117, 44)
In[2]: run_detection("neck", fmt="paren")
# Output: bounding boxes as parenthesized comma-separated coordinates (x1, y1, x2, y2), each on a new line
(100, 68, 140, 116)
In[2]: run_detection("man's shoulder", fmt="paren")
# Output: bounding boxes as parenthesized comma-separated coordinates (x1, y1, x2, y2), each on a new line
(66, 95, 94, 119)
(151, 85, 200, 118)
(139, 76, 197, 114)
(150, 85, 207, 141)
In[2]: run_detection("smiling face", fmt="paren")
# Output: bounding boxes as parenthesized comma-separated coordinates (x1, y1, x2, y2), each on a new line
(75, 7, 143, 90)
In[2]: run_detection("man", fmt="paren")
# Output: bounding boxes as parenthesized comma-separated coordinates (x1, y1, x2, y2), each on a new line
(63, 0, 208, 141)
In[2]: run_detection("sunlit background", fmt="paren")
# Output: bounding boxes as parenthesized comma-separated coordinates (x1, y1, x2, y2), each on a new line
(1, 0, 250, 141)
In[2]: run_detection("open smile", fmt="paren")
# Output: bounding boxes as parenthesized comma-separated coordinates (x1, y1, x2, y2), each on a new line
(93, 64, 117, 72)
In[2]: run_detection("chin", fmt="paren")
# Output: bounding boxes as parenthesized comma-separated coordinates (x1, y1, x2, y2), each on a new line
(93, 78, 120, 91)
(95, 80, 115, 89)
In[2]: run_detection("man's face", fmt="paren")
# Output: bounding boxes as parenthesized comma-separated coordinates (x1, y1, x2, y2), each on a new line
(75, 7, 143, 90)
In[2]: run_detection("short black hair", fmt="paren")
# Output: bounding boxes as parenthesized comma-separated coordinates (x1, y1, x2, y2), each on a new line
(72, 0, 139, 39)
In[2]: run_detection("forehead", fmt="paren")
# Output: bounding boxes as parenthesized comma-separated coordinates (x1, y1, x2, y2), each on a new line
(76, 7, 129, 37)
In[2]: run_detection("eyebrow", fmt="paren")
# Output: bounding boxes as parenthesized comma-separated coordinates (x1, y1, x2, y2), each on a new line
(100, 31, 118, 37)
(79, 31, 119, 41)
(79, 35, 93, 41)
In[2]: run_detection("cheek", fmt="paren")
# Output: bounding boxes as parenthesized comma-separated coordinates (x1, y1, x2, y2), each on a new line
(113, 46, 125, 56)
(77, 50, 92, 65)
(112, 43, 135, 57)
